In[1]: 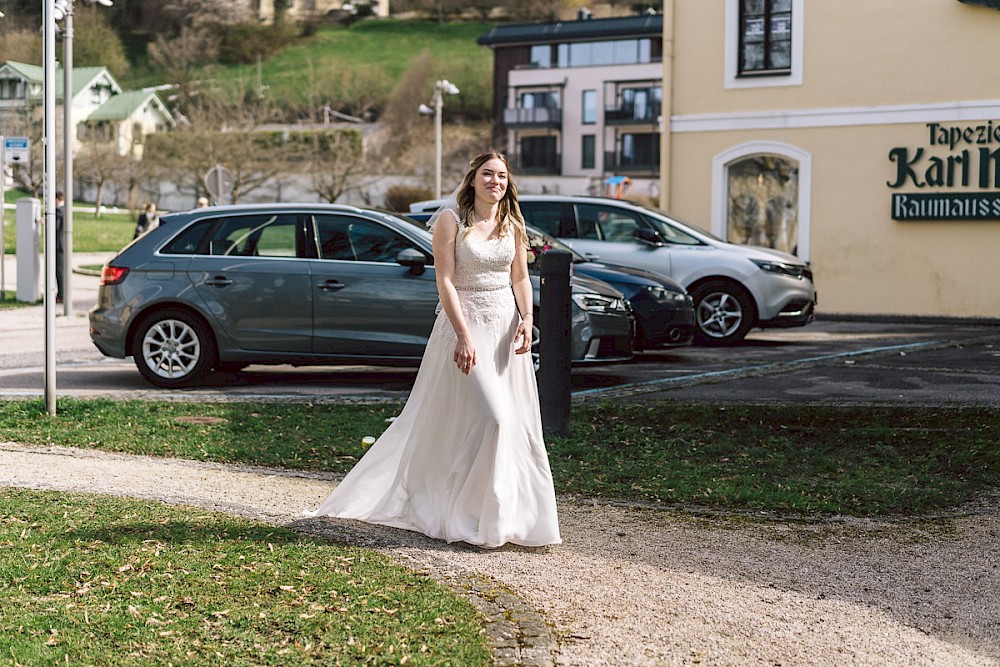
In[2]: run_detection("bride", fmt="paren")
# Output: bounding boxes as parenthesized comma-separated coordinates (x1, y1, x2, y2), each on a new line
(307, 152, 561, 548)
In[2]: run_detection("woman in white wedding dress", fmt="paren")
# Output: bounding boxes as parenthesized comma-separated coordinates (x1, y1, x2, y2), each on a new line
(307, 152, 561, 548)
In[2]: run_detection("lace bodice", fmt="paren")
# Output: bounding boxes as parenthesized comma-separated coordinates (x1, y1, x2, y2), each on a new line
(447, 210, 515, 292)
(432, 209, 518, 334)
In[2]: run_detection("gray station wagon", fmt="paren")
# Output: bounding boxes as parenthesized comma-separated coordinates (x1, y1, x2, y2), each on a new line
(89, 203, 634, 388)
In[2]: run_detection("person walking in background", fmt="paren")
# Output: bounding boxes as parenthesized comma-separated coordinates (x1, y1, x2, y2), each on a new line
(54, 191, 65, 304)
(133, 202, 159, 239)
(307, 151, 561, 549)
(197, 196, 209, 208)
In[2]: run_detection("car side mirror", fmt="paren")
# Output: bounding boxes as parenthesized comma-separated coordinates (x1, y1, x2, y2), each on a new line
(634, 227, 664, 247)
(397, 248, 427, 275)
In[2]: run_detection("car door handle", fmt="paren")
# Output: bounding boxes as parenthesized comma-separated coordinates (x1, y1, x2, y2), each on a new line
(317, 280, 346, 291)
(584, 253, 600, 261)
(204, 276, 233, 287)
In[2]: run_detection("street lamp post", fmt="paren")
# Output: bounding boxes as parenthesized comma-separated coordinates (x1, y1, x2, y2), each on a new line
(42, 0, 113, 413)
(61, 3, 73, 317)
(55, 0, 113, 317)
(44, 0, 58, 415)
(419, 79, 460, 198)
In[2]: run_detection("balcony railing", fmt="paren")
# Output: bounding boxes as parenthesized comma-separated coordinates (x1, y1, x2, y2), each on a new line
(503, 106, 562, 129)
(604, 105, 662, 126)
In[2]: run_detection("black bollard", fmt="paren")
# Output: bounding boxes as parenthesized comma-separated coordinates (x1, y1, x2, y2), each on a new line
(538, 249, 572, 437)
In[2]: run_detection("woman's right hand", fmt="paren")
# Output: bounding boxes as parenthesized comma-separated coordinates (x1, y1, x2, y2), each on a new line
(454, 336, 477, 375)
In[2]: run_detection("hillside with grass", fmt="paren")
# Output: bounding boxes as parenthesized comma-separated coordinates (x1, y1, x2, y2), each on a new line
(124, 20, 495, 123)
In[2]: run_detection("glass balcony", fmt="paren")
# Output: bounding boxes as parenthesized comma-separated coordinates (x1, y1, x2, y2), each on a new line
(503, 106, 563, 129)
(604, 103, 662, 126)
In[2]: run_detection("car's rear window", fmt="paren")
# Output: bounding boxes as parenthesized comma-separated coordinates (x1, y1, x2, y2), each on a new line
(160, 220, 212, 255)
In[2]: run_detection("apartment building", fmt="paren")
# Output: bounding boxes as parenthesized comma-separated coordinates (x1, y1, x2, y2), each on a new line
(478, 14, 664, 198)
(481, 2, 1000, 319)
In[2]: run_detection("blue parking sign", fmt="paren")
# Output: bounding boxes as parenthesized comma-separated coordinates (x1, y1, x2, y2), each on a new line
(3, 136, 29, 163)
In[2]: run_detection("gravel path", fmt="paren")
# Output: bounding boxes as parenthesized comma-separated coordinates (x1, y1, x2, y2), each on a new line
(2, 441, 997, 666)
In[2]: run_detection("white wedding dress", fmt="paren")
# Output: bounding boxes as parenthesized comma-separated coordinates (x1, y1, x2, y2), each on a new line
(307, 212, 561, 548)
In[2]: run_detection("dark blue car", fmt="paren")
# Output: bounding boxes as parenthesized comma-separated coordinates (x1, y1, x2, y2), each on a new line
(407, 211, 693, 350)
(524, 228, 693, 350)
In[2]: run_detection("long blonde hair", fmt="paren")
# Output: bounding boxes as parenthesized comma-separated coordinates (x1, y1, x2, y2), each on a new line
(455, 152, 528, 247)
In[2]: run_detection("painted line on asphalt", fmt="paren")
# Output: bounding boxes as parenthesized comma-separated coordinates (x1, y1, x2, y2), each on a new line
(571, 340, 943, 398)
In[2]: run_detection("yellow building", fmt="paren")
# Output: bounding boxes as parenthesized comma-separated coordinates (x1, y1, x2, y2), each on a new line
(660, 0, 1000, 319)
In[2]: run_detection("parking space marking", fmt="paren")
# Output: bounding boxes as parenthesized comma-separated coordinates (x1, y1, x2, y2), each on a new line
(572, 340, 943, 398)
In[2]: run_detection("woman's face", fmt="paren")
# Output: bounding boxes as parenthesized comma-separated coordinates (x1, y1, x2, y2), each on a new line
(472, 158, 508, 206)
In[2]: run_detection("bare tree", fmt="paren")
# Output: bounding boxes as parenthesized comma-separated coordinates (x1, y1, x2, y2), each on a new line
(146, 88, 288, 205)
(0, 26, 42, 64)
(147, 26, 219, 105)
(373, 52, 433, 166)
(330, 65, 393, 121)
(146, 130, 220, 204)
(9, 117, 45, 198)
(74, 140, 130, 218)
(307, 130, 364, 203)
(66, 5, 130, 77)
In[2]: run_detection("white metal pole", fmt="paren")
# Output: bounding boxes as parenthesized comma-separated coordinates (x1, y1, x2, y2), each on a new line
(434, 84, 443, 199)
(44, 0, 58, 415)
(1, 135, 6, 302)
(63, 4, 73, 316)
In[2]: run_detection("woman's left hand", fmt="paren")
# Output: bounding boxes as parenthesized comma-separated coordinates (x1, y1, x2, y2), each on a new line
(514, 319, 532, 355)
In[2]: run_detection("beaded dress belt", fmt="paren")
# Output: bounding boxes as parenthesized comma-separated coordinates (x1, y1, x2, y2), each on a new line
(455, 284, 510, 292)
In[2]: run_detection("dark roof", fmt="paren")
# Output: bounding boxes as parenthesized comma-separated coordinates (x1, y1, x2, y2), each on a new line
(477, 14, 663, 47)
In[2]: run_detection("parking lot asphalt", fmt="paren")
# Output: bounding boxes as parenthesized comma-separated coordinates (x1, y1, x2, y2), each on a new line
(569, 320, 1000, 406)
(1, 253, 998, 406)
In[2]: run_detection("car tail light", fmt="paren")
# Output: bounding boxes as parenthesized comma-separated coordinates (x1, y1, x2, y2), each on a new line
(100, 266, 129, 285)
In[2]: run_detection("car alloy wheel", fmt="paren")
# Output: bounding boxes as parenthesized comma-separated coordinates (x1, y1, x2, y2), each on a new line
(133, 309, 215, 388)
(691, 280, 754, 346)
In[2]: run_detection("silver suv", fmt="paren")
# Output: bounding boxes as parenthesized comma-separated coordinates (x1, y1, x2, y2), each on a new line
(514, 195, 816, 345)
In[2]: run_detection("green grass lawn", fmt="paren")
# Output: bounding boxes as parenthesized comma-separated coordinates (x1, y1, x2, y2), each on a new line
(70, 209, 135, 254)
(4, 189, 135, 255)
(0, 291, 40, 309)
(0, 488, 489, 666)
(2, 399, 998, 517)
(3, 397, 996, 662)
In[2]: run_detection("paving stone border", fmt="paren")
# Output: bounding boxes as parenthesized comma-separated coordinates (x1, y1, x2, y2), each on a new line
(402, 552, 557, 667)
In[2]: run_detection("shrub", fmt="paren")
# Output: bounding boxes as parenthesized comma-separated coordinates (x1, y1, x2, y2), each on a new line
(384, 184, 434, 212)
(217, 22, 300, 65)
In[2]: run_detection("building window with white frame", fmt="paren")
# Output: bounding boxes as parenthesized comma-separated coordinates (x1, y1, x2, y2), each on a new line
(739, 0, 792, 76)
(582, 90, 597, 124)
